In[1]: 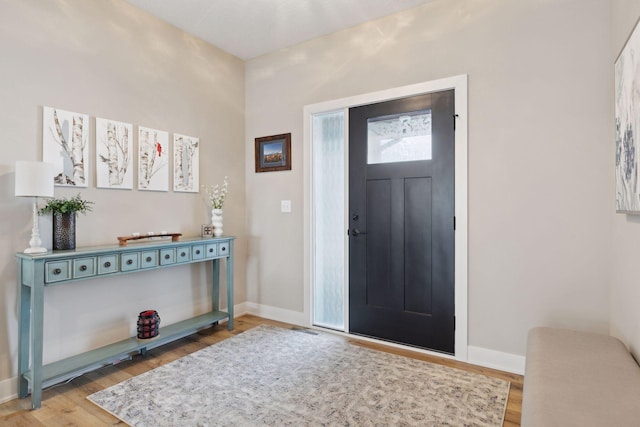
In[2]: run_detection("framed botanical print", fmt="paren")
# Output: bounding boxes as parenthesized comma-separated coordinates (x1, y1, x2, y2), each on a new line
(42, 106, 90, 187)
(138, 126, 169, 192)
(96, 117, 133, 189)
(173, 134, 199, 192)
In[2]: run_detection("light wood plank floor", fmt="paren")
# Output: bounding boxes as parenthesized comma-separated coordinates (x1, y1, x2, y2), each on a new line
(0, 315, 523, 426)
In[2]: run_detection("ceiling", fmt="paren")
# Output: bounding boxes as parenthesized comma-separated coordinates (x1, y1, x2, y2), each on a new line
(124, 0, 434, 60)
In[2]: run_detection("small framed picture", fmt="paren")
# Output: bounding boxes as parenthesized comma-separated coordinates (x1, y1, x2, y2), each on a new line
(201, 224, 214, 238)
(255, 133, 291, 173)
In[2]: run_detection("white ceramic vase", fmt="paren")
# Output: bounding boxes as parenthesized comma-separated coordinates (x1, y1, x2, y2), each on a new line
(211, 208, 223, 237)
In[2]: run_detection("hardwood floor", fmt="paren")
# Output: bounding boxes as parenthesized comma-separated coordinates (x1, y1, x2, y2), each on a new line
(0, 315, 523, 426)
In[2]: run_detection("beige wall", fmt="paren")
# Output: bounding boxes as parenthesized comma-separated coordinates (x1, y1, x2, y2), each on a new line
(0, 0, 626, 400)
(245, 0, 612, 356)
(0, 0, 245, 390)
(611, 0, 640, 361)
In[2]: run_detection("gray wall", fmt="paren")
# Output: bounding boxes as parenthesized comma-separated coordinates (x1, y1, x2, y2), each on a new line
(245, 0, 612, 356)
(0, 0, 245, 392)
(611, 0, 640, 361)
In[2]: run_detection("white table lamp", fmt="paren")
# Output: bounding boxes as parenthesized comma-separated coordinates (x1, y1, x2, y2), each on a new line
(15, 161, 55, 253)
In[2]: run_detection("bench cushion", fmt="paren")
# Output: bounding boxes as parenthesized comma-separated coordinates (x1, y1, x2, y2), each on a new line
(522, 327, 640, 427)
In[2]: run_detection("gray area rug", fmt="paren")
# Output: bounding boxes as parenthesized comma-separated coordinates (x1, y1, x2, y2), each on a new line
(88, 325, 509, 426)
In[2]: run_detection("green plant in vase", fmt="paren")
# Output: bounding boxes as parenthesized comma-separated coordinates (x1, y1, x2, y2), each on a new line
(39, 194, 93, 250)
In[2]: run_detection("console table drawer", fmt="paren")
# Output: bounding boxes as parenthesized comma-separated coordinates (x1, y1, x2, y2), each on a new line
(191, 244, 205, 260)
(98, 255, 118, 274)
(73, 258, 96, 279)
(141, 251, 158, 268)
(218, 242, 229, 257)
(160, 248, 176, 265)
(176, 246, 191, 263)
(45, 261, 71, 283)
(205, 243, 218, 258)
(121, 253, 139, 271)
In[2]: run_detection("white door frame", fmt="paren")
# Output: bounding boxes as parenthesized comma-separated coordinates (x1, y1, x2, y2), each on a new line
(303, 75, 468, 361)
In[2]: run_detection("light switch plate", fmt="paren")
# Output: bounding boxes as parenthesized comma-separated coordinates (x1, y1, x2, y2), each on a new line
(281, 200, 292, 213)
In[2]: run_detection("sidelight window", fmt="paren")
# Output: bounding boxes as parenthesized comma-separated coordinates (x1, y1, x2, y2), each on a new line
(312, 110, 346, 330)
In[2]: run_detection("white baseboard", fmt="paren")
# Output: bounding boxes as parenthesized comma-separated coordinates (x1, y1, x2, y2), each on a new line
(467, 345, 525, 375)
(242, 302, 307, 327)
(232, 301, 250, 318)
(0, 376, 18, 405)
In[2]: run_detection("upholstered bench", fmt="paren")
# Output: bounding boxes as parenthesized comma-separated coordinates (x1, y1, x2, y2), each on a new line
(521, 327, 640, 426)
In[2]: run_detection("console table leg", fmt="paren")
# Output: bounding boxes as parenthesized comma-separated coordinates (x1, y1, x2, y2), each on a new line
(30, 280, 45, 409)
(212, 259, 220, 312)
(226, 240, 234, 330)
(17, 282, 30, 399)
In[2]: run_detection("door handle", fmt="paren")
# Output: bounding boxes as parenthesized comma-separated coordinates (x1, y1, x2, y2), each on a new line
(349, 228, 367, 237)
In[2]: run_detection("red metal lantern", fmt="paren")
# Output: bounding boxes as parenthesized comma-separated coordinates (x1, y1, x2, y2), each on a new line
(137, 310, 160, 339)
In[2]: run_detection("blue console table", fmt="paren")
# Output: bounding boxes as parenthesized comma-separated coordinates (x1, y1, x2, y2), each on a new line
(16, 236, 235, 409)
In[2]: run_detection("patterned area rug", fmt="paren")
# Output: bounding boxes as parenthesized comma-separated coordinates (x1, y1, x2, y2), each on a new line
(88, 325, 509, 426)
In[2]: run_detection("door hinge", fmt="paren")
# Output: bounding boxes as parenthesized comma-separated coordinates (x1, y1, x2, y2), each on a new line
(454, 316, 456, 331)
(453, 113, 459, 131)
(453, 216, 456, 231)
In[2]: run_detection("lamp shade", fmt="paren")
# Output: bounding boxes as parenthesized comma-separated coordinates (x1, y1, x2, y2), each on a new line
(15, 161, 55, 198)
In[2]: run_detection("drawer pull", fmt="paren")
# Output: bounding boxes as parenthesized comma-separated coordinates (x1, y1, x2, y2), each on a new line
(196, 250, 201, 255)
(146, 256, 152, 262)
(80, 265, 87, 272)
(181, 252, 186, 257)
(127, 259, 134, 265)
(104, 261, 111, 268)
(164, 254, 171, 260)
(221, 246, 226, 251)
(53, 268, 61, 275)
(209, 248, 214, 253)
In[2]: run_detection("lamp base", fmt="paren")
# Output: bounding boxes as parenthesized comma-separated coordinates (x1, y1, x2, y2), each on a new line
(24, 198, 48, 254)
(24, 246, 48, 254)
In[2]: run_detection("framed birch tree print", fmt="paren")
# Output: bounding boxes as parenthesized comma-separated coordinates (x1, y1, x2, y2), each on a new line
(42, 106, 90, 187)
(138, 126, 169, 192)
(96, 118, 133, 189)
(173, 134, 199, 192)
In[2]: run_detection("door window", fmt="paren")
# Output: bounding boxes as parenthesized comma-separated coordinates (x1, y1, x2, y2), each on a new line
(367, 109, 432, 164)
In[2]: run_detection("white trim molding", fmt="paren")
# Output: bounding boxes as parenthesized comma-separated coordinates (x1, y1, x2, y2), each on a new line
(0, 376, 18, 405)
(243, 302, 307, 327)
(303, 75, 469, 361)
(467, 346, 526, 375)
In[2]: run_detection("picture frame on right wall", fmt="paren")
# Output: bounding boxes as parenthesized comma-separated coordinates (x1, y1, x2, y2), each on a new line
(615, 17, 640, 213)
(255, 133, 292, 173)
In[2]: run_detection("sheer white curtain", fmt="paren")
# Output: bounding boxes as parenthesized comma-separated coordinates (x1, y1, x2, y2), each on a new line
(312, 111, 345, 330)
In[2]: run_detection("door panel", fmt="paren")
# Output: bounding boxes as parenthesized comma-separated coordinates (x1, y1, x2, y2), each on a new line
(365, 179, 392, 308)
(349, 90, 455, 353)
(404, 176, 433, 315)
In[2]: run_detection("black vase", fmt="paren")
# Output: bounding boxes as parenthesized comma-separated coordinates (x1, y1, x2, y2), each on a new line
(53, 212, 76, 250)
